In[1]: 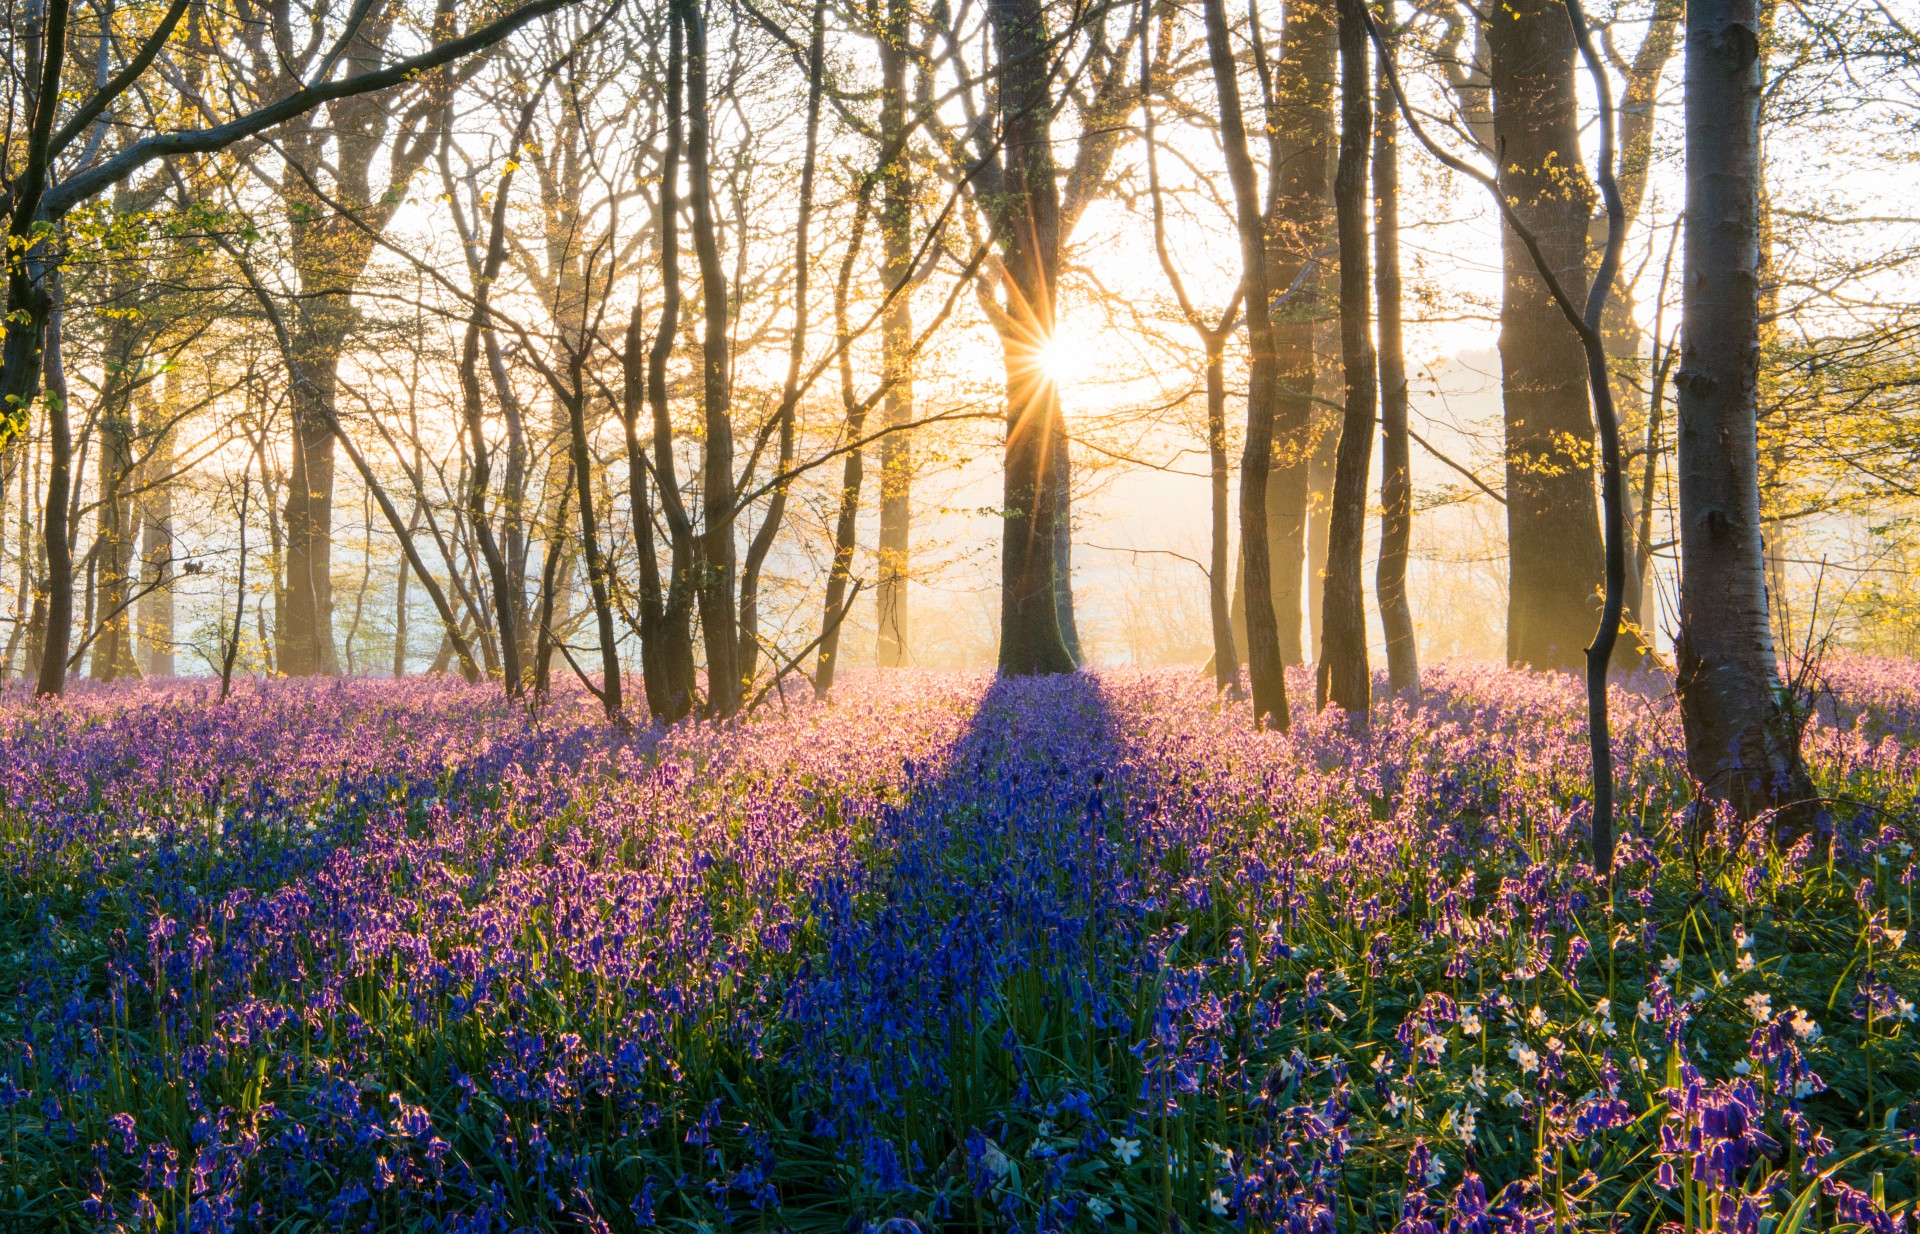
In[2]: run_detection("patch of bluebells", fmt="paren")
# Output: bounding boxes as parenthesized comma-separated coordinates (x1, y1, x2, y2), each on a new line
(0, 661, 1914, 1231)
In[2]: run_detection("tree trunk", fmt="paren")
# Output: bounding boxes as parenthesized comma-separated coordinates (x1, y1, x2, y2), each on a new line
(874, 0, 916, 669)
(137, 383, 176, 677)
(1205, 337, 1238, 690)
(1204, 0, 1290, 727)
(1316, 0, 1374, 719)
(92, 290, 143, 681)
(1373, 0, 1418, 695)
(1674, 0, 1814, 821)
(35, 272, 72, 698)
(281, 320, 343, 676)
(1489, 0, 1604, 672)
(1264, 0, 1337, 666)
(680, 0, 745, 712)
(990, 0, 1077, 677)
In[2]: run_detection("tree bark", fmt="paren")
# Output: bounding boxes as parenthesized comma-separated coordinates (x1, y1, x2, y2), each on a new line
(1316, 0, 1374, 719)
(874, 0, 917, 669)
(35, 272, 72, 698)
(1373, 0, 1418, 695)
(1488, 0, 1605, 672)
(1264, 0, 1337, 666)
(989, 0, 1077, 677)
(1204, 0, 1291, 727)
(680, 0, 745, 711)
(1674, 0, 1815, 821)
(137, 379, 176, 677)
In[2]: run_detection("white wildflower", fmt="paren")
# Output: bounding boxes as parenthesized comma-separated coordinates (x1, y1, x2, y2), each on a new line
(1110, 1136, 1142, 1166)
(1469, 1063, 1488, 1096)
(1744, 992, 1773, 1022)
(1502, 1088, 1527, 1108)
(1460, 1010, 1483, 1036)
(1660, 954, 1682, 975)
(1789, 1007, 1821, 1040)
(1087, 1196, 1114, 1221)
(1210, 1188, 1230, 1216)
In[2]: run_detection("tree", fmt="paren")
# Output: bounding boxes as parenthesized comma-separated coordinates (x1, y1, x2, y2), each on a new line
(1204, 0, 1292, 728)
(1316, 0, 1375, 718)
(1487, 0, 1605, 672)
(1373, 0, 1418, 695)
(1673, 0, 1815, 821)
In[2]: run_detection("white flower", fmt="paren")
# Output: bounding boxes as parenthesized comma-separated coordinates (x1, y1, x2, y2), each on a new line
(1689, 986, 1708, 1004)
(1897, 997, 1917, 1024)
(1372, 1052, 1393, 1074)
(1886, 929, 1908, 951)
(1386, 1091, 1408, 1118)
(1087, 1196, 1114, 1221)
(1527, 1005, 1548, 1028)
(1630, 1056, 1647, 1074)
(1207, 1140, 1234, 1169)
(1110, 1136, 1142, 1166)
(1744, 992, 1773, 1022)
(1593, 999, 1612, 1020)
(1469, 1063, 1488, 1096)
(1637, 999, 1656, 1023)
(1421, 1033, 1449, 1058)
(1424, 1154, 1448, 1187)
(1460, 1010, 1483, 1036)
(1733, 1059, 1752, 1075)
(1600, 1019, 1618, 1038)
(1209, 1188, 1230, 1216)
(1794, 1078, 1820, 1098)
(1900, 842, 1914, 858)
(1737, 953, 1755, 973)
(1509, 1042, 1540, 1074)
(1502, 1088, 1527, 1108)
(1660, 954, 1682, 975)
(1789, 1007, 1821, 1040)
(1714, 970, 1731, 988)
(982, 1142, 1011, 1178)
(1450, 1103, 1480, 1141)
(1733, 928, 1753, 950)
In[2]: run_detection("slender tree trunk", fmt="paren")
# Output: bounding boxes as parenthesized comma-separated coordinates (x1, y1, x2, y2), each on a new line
(874, 0, 916, 669)
(36, 272, 72, 698)
(1373, 0, 1418, 695)
(1204, 338, 1238, 690)
(1489, 0, 1604, 672)
(1674, 0, 1814, 822)
(1204, 0, 1290, 727)
(1304, 321, 1339, 657)
(562, 380, 622, 720)
(1317, 0, 1374, 719)
(392, 502, 415, 676)
(137, 384, 175, 677)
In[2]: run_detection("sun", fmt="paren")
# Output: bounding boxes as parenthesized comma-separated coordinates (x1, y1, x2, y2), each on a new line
(1035, 327, 1092, 387)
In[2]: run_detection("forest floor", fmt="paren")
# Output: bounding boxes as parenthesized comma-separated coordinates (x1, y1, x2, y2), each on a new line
(0, 662, 1916, 1232)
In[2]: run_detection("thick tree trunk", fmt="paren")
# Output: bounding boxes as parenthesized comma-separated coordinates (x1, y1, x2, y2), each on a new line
(1373, 1, 1418, 695)
(1316, 0, 1374, 719)
(281, 320, 344, 676)
(1489, 0, 1604, 672)
(990, 0, 1077, 677)
(681, 0, 745, 712)
(1265, 0, 1337, 666)
(92, 375, 140, 680)
(1674, 0, 1814, 821)
(1204, 0, 1290, 727)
